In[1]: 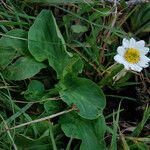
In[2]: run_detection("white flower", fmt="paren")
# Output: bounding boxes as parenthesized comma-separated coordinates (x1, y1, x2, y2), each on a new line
(114, 38, 150, 72)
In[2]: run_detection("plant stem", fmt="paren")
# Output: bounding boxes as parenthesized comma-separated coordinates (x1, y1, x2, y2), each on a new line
(7, 107, 76, 131)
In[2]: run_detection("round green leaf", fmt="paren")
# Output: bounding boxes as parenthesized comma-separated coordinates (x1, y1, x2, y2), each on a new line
(59, 75, 106, 119)
(60, 112, 106, 150)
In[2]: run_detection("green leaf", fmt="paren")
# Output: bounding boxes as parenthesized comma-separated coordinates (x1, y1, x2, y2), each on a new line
(28, 10, 72, 78)
(0, 46, 17, 69)
(24, 80, 45, 101)
(63, 54, 84, 77)
(60, 112, 106, 150)
(3, 56, 46, 81)
(71, 25, 88, 33)
(59, 75, 106, 119)
(0, 29, 29, 69)
(131, 4, 150, 33)
(0, 29, 46, 80)
(15, 123, 61, 149)
(15, 134, 52, 150)
(0, 29, 29, 54)
(44, 100, 64, 115)
(96, 8, 110, 17)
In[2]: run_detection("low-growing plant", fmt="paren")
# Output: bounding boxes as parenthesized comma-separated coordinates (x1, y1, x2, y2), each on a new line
(0, 0, 149, 150)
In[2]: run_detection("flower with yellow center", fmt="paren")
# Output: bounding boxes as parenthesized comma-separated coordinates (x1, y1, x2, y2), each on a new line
(114, 38, 150, 72)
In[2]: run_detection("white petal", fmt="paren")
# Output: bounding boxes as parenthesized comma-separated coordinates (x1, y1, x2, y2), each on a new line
(138, 61, 149, 68)
(139, 56, 150, 68)
(135, 40, 145, 48)
(141, 55, 150, 63)
(123, 60, 135, 70)
(121, 60, 131, 70)
(129, 38, 136, 48)
(137, 55, 150, 69)
(114, 54, 124, 63)
(139, 47, 149, 55)
(130, 64, 142, 72)
(117, 46, 126, 56)
(134, 65, 142, 72)
(114, 54, 132, 70)
(122, 38, 129, 48)
(114, 54, 129, 68)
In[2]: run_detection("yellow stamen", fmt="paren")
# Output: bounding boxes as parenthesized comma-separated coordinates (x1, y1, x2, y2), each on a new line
(124, 48, 140, 63)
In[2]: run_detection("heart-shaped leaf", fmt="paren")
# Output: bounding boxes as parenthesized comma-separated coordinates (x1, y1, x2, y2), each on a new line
(60, 112, 106, 150)
(28, 10, 72, 78)
(59, 75, 106, 119)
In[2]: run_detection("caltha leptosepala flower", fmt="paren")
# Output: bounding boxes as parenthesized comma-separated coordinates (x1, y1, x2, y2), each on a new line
(114, 38, 150, 72)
